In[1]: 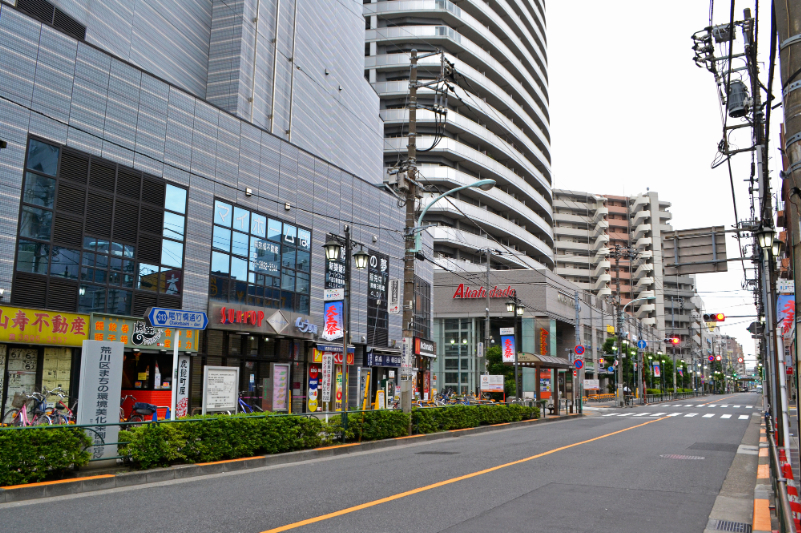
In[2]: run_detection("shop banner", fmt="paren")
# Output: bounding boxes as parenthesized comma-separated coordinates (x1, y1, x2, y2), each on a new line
(0, 306, 88, 347)
(202, 366, 239, 414)
(321, 352, 333, 403)
(308, 364, 320, 412)
(401, 337, 413, 376)
(90, 314, 198, 352)
(335, 367, 343, 411)
(321, 301, 344, 341)
(77, 340, 123, 461)
(501, 335, 516, 363)
(175, 354, 191, 417)
(777, 295, 795, 336)
(272, 363, 289, 412)
(480, 375, 504, 392)
(366, 351, 401, 367)
(653, 363, 661, 378)
(313, 348, 354, 365)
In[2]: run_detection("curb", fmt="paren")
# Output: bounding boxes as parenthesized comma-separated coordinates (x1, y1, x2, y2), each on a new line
(0, 414, 582, 503)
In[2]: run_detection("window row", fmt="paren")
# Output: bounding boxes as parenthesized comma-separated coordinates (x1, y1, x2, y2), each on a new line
(208, 275, 310, 314)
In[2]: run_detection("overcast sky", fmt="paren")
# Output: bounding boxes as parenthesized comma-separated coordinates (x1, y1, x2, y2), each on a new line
(548, 0, 781, 366)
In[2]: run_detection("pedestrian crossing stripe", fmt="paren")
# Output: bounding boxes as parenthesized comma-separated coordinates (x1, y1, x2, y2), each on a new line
(738, 415, 749, 420)
(617, 413, 633, 417)
(703, 414, 714, 418)
(733, 405, 740, 408)
(650, 413, 666, 416)
(684, 413, 697, 417)
(602, 411, 754, 420)
(721, 414, 732, 419)
(667, 413, 681, 416)
(633, 413, 648, 417)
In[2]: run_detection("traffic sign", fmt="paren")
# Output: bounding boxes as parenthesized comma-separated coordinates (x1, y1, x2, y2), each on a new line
(574, 359, 584, 370)
(708, 355, 714, 362)
(573, 370, 577, 378)
(499, 327, 515, 335)
(613, 360, 619, 367)
(637, 339, 647, 349)
(146, 308, 208, 329)
(574, 345, 585, 356)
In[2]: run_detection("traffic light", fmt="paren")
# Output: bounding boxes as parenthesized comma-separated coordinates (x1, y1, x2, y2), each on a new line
(703, 313, 726, 322)
(668, 337, 680, 345)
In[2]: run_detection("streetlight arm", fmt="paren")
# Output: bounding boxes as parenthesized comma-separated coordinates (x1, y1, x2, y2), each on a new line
(410, 179, 495, 253)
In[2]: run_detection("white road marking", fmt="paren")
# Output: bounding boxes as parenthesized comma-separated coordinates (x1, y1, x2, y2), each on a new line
(738, 415, 749, 420)
(633, 413, 648, 417)
(667, 413, 681, 417)
(721, 414, 732, 419)
(703, 414, 715, 418)
(602, 414, 616, 417)
(720, 405, 729, 408)
(617, 413, 633, 417)
(733, 405, 740, 408)
(650, 412, 666, 417)
(684, 413, 698, 417)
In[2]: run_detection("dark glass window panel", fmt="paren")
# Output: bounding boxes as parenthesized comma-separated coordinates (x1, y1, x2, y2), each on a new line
(16, 240, 49, 274)
(445, 359, 459, 370)
(250, 236, 280, 273)
(83, 237, 96, 251)
(138, 263, 159, 291)
(254, 273, 266, 285)
(251, 213, 266, 238)
(110, 242, 124, 256)
(160, 268, 181, 295)
(296, 294, 310, 315)
(213, 226, 231, 252)
(295, 272, 309, 294)
(94, 269, 107, 283)
(210, 251, 229, 274)
(280, 291, 293, 311)
(230, 256, 248, 281)
(208, 275, 229, 302)
(281, 271, 295, 292)
(247, 296, 263, 307)
(214, 200, 232, 227)
(281, 247, 296, 270)
(165, 184, 187, 214)
(82, 252, 95, 267)
(267, 219, 282, 242)
(50, 246, 80, 280)
(231, 231, 248, 257)
(161, 239, 183, 268)
(124, 244, 135, 258)
(27, 139, 60, 176)
(22, 172, 56, 208)
(296, 250, 310, 273)
(233, 207, 250, 233)
(95, 254, 108, 269)
(297, 229, 311, 251)
(80, 267, 94, 281)
(267, 274, 281, 288)
(78, 285, 105, 313)
(282, 224, 297, 247)
(163, 212, 185, 240)
(108, 271, 121, 285)
(122, 274, 134, 288)
(110, 257, 122, 271)
(19, 206, 52, 240)
(107, 289, 132, 315)
(95, 240, 110, 254)
(231, 281, 248, 303)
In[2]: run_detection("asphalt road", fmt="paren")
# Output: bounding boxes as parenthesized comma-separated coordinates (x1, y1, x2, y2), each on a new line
(0, 393, 761, 533)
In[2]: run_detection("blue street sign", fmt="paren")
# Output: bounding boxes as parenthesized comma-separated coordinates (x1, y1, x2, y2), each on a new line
(637, 339, 647, 349)
(708, 355, 715, 362)
(146, 308, 208, 330)
(574, 359, 584, 370)
(574, 345, 585, 356)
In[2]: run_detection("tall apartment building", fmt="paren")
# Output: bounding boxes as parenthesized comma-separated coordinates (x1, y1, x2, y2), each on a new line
(0, 0, 433, 416)
(364, 0, 554, 271)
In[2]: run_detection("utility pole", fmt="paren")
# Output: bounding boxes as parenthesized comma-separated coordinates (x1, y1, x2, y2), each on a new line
(484, 249, 491, 395)
(775, 0, 801, 453)
(401, 49, 419, 416)
(612, 244, 638, 406)
(574, 291, 582, 414)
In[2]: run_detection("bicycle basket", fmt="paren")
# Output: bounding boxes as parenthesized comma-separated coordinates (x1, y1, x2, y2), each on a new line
(133, 402, 157, 415)
(10, 393, 25, 408)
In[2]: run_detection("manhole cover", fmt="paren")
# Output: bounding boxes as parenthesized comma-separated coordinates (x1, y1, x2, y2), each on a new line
(416, 451, 458, 455)
(660, 454, 705, 460)
(688, 442, 738, 453)
(710, 519, 751, 532)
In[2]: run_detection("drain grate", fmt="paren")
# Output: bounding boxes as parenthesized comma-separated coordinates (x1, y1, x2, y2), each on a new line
(416, 451, 459, 455)
(689, 442, 739, 453)
(710, 519, 751, 532)
(660, 454, 705, 460)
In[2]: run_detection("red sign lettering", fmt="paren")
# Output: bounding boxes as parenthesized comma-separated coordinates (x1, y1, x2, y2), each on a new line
(452, 284, 515, 299)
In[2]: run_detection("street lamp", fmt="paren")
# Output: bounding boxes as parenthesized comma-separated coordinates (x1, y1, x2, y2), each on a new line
(616, 295, 655, 406)
(321, 225, 368, 433)
(756, 226, 775, 251)
(506, 294, 524, 401)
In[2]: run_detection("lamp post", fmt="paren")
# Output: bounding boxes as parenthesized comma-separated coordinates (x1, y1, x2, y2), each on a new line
(616, 295, 655, 406)
(506, 295, 524, 401)
(323, 227, 368, 435)
(648, 355, 653, 389)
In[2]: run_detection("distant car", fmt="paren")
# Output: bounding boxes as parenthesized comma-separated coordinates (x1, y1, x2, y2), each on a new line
(756, 386, 763, 393)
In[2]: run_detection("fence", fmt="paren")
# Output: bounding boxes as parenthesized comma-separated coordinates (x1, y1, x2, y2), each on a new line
(767, 417, 797, 533)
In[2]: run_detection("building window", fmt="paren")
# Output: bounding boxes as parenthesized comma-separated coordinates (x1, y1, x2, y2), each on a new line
(208, 199, 311, 314)
(13, 138, 187, 314)
(413, 275, 431, 339)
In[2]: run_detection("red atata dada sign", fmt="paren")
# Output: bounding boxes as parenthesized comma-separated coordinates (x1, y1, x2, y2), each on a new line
(452, 284, 515, 299)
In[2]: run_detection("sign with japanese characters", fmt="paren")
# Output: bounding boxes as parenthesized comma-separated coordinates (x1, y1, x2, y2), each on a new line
(202, 366, 239, 414)
(77, 340, 124, 461)
(90, 314, 198, 352)
(388, 279, 400, 314)
(480, 375, 504, 392)
(367, 249, 389, 304)
(322, 301, 344, 341)
(175, 355, 191, 417)
(324, 236, 346, 290)
(0, 306, 88, 346)
(146, 307, 208, 329)
(501, 335, 516, 363)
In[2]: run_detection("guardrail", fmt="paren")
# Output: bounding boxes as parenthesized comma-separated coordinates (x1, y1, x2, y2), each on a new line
(766, 417, 796, 533)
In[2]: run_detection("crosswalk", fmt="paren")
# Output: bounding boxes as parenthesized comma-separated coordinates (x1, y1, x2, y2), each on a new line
(602, 411, 756, 420)
(644, 404, 760, 409)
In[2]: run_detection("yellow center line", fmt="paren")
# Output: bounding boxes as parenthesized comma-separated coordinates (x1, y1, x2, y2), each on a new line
(260, 416, 670, 533)
(699, 395, 736, 406)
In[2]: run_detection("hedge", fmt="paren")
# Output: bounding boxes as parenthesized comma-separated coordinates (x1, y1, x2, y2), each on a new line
(0, 427, 91, 486)
(412, 404, 539, 434)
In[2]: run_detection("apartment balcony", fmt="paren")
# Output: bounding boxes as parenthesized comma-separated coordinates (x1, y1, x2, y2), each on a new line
(632, 209, 650, 225)
(659, 210, 672, 220)
(593, 220, 609, 235)
(635, 276, 654, 290)
(632, 223, 651, 240)
(597, 287, 612, 297)
(556, 253, 593, 265)
(631, 194, 649, 211)
(593, 260, 610, 277)
(641, 317, 657, 326)
(429, 227, 545, 268)
(635, 237, 652, 249)
(593, 274, 612, 291)
(593, 207, 608, 222)
(635, 304, 656, 318)
(594, 247, 611, 261)
(594, 234, 610, 250)
(633, 262, 653, 280)
(638, 290, 656, 299)
(558, 241, 592, 252)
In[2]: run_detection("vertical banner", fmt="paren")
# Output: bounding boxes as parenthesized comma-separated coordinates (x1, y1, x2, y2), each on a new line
(308, 364, 320, 412)
(77, 340, 123, 461)
(322, 301, 344, 341)
(653, 363, 661, 378)
(321, 352, 333, 403)
(335, 366, 343, 411)
(272, 363, 289, 411)
(401, 337, 413, 377)
(501, 335, 516, 363)
(388, 279, 400, 314)
(776, 294, 795, 336)
(175, 354, 190, 417)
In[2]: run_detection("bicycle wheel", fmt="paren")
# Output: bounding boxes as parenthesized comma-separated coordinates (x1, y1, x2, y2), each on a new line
(2, 409, 19, 426)
(35, 415, 52, 425)
(128, 414, 144, 424)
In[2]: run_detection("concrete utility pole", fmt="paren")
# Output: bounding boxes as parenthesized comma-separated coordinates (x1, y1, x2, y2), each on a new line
(775, 0, 801, 452)
(612, 245, 638, 406)
(400, 49, 419, 415)
(574, 291, 582, 413)
(484, 249, 491, 394)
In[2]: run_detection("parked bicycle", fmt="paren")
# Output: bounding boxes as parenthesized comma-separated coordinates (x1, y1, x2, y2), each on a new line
(237, 392, 263, 414)
(2, 391, 48, 426)
(119, 395, 157, 424)
(37, 387, 76, 425)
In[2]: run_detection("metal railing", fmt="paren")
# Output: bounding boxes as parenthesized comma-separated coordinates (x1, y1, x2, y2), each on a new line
(766, 417, 796, 533)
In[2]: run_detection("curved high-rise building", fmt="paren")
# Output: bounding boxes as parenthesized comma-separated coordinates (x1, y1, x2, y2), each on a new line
(365, 0, 553, 270)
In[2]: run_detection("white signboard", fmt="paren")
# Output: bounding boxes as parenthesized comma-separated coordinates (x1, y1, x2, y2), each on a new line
(175, 355, 191, 417)
(324, 288, 345, 301)
(321, 352, 333, 402)
(584, 379, 600, 390)
(480, 375, 504, 392)
(202, 366, 239, 414)
(388, 279, 400, 314)
(499, 327, 515, 335)
(272, 363, 290, 411)
(77, 340, 124, 461)
(401, 337, 413, 376)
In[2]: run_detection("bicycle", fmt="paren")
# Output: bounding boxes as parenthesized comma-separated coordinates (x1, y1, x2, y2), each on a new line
(2, 391, 48, 426)
(38, 388, 76, 425)
(237, 392, 263, 414)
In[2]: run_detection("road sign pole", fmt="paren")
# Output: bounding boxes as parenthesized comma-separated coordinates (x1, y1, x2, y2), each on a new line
(171, 330, 179, 420)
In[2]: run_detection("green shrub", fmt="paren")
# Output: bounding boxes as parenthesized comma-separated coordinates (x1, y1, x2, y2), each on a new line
(0, 427, 92, 486)
(327, 410, 410, 442)
(411, 404, 539, 433)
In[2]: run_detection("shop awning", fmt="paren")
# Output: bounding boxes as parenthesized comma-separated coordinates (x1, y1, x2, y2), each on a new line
(503, 353, 571, 369)
(316, 344, 355, 353)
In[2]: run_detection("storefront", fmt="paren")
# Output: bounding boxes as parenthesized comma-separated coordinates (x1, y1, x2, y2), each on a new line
(414, 337, 436, 400)
(363, 347, 402, 407)
(89, 313, 199, 419)
(0, 305, 89, 419)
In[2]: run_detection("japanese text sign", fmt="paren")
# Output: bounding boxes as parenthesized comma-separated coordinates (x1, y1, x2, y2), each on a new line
(321, 301, 344, 341)
(501, 335, 516, 363)
(146, 307, 208, 329)
(0, 306, 88, 346)
(77, 340, 123, 460)
(90, 314, 198, 352)
(175, 355, 191, 417)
